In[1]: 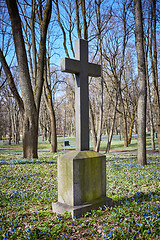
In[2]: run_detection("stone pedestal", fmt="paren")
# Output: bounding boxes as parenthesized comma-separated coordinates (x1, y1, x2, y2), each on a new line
(52, 151, 113, 218)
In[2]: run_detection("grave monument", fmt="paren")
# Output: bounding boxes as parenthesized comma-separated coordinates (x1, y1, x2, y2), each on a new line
(52, 39, 112, 218)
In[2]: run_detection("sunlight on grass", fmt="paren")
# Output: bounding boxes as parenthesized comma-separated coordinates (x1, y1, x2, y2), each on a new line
(0, 133, 159, 153)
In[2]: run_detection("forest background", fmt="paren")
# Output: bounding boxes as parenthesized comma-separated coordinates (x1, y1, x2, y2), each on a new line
(0, 0, 160, 165)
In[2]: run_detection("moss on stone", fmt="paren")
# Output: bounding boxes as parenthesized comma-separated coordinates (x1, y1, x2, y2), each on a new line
(58, 150, 106, 206)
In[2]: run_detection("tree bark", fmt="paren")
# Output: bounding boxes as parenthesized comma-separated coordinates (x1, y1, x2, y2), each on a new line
(22, 112, 38, 158)
(8, 103, 12, 145)
(30, 0, 37, 87)
(120, 90, 128, 147)
(80, 0, 88, 40)
(0, 49, 24, 112)
(43, 76, 57, 153)
(128, 116, 135, 145)
(75, 0, 81, 38)
(89, 101, 97, 150)
(94, 0, 103, 152)
(106, 85, 119, 153)
(123, 115, 128, 148)
(144, 36, 155, 150)
(134, 0, 147, 165)
(4, 0, 52, 158)
(0, 102, 2, 140)
(149, 0, 159, 152)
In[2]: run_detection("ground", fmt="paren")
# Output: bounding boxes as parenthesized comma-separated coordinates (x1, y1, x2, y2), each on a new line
(0, 136, 160, 239)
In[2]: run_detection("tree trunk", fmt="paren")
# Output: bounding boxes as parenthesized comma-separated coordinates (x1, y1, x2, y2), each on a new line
(120, 91, 128, 147)
(145, 37, 155, 150)
(89, 101, 97, 150)
(157, 125, 160, 152)
(106, 123, 114, 153)
(75, 0, 81, 38)
(106, 98, 118, 153)
(8, 106, 12, 145)
(149, 0, 159, 152)
(105, 80, 120, 153)
(5, 0, 52, 158)
(0, 102, 2, 140)
(128, 116, 135, 144)
(134, 0, 147, 165)
(123, 116, 128, 148)
(50, 108, 57, 152)
(150, 120, 155, 150)
(94, 0, 103, 153)
(23, 111, 38, 159)
(15, 109, 20, 144)
(80, 0, 88, 40)
(11, 107, 15, 143)
(43, 75, 57, 152)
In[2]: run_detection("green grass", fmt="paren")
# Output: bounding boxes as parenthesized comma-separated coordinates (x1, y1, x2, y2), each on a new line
(0, 134, 158, 152)
(0, 137, 160, 239)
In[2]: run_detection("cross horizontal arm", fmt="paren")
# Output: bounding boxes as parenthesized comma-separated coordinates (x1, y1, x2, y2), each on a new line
(61, 58, 80, 74)
(88, 63, 101, 77)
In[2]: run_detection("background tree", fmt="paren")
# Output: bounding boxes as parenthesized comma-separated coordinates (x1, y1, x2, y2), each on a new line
(149, 0, 160, 153)
(134, 0, 147, 165)
(102, 0, 133, 152)
(0, 0, 52, 158)
(123, 50, 138, 145)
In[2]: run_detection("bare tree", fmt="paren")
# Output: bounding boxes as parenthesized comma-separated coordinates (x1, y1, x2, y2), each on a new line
(134, 0, 147, 165)
(103, 0, 131, 152)
(0, 0, 52, 158)
(43, 61, 57, 152)
(149, 0, 160, 152)
(123, 51, 138, 144)
(143, 12, 155, 150)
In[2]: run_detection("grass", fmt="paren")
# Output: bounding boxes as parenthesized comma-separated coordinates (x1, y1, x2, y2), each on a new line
(0, 136, 160, 239)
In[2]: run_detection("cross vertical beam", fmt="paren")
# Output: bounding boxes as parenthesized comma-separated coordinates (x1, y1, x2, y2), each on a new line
(61, 38, 101, 151)
(75, 39, 89, 151)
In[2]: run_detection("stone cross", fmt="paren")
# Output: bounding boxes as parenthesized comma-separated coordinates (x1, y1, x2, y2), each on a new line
(61, 39, 101, 151)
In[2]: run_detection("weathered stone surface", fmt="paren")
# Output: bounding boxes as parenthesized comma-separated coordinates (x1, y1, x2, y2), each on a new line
(52, 151, 113, 218)
(52, 196, 113, 218)
(58, 151, 106, 206)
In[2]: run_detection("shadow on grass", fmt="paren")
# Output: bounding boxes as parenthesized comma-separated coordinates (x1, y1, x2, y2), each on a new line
(111, 142, 137, 150)
(106, 155, 137, 163)
(0, 149, 23, 153)
(0, 159, 57, 165)
(114, 191, 160, 208)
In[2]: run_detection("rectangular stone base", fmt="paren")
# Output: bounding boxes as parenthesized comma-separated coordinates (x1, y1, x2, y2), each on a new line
(52, 197, 113, 218)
